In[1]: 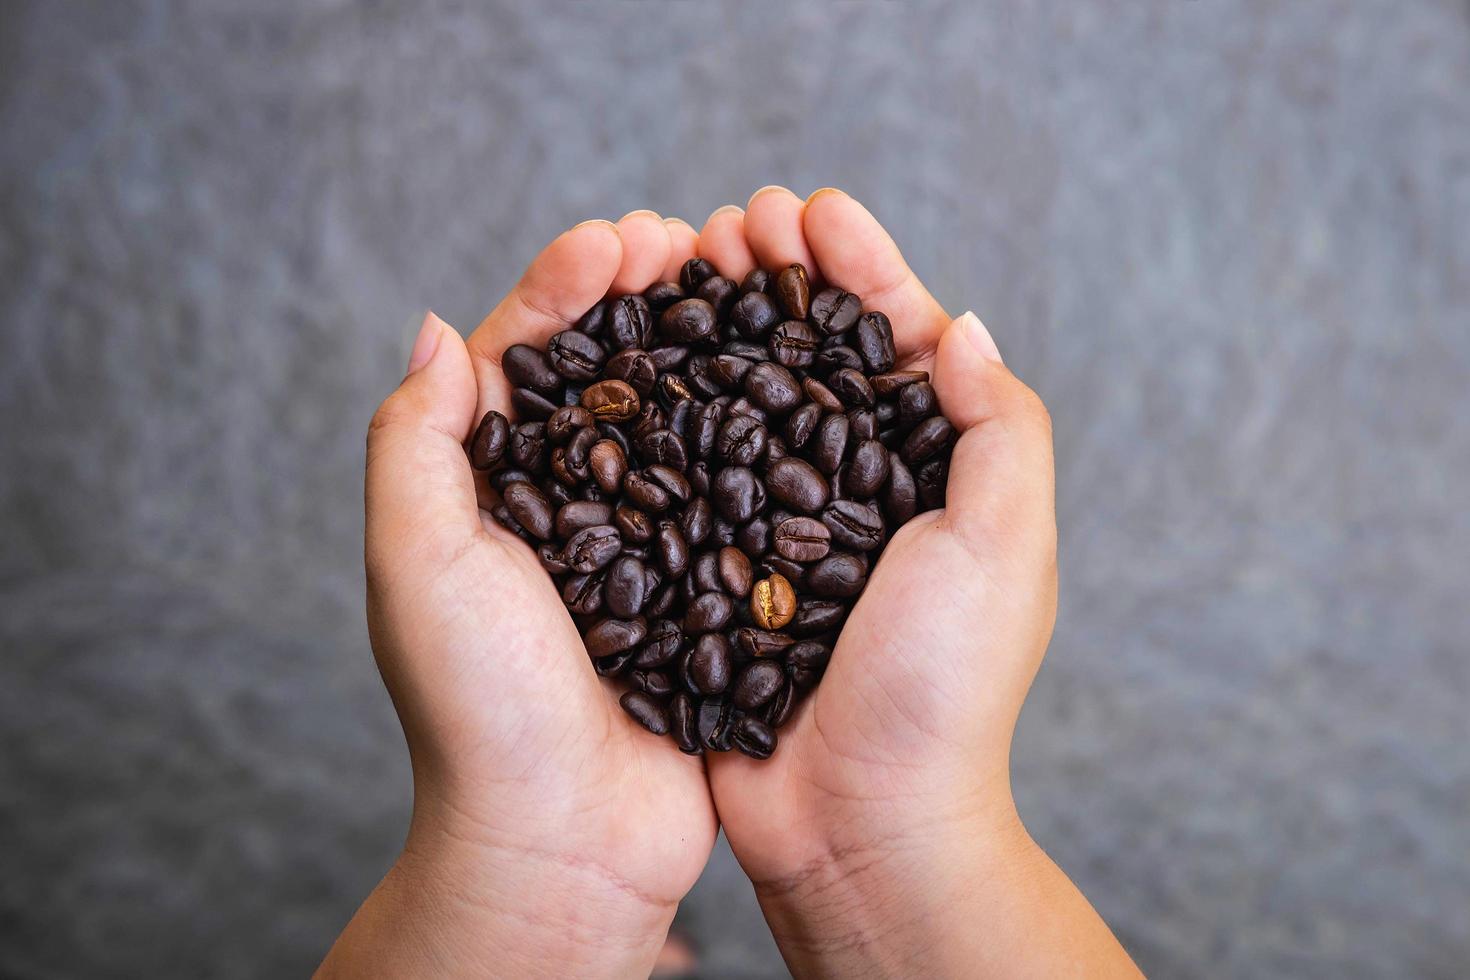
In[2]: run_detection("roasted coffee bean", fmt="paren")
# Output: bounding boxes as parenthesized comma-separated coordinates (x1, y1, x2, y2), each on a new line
(828, 368, 875, 409)
(723, 340, 769, 361)
(604, 349, 657, 397)
(774, 516, 832, 562)
(687, 633, 733, 695)
(685, 592, 735, 633)
(751, 573, 798, 630)
(511, 387, 559, 421)
(561, 525, 622, 573)
(744, 361, 803, 414)
(814, 343, 864, 376)
(717, 414, 768, 467)
(670, 692, 699, 753)
(685, 354, 723, 400)
(788, 599, 846, 638)
(712, 466, 766, 523)
(917, 458, 948, 510)
(586, 616, 647, 658)
(741, 268, 774, 295)
(631, 669, 676, 698)
(696, 275, 739, 318)
(503, 481, 555, 540)
(766, 457, 830, 514)
(688, 461, 712, 498)
(597, 650, 636, 676)
(634, 620, 684, 668)
(786, 640, 831, 674)
(761, 556, 806, 589)
(846, 439, 891, 498)
(547, 405, 595, 443)
(870, 369, 929, 397)
(538, 542, 570, 575)
(624, 471, 672, 513)
(692, 400, 723, 459)
(709, 353, 754, 389)
(680, 496, 713, 547)
(736, 628, 794, 659)
(770, 319, 820, 369)
(732, 660, 786, 710)
(736, 515, 772, 558)
(726, 397, 767, 424)
(806, 552, 867, 597)
(690, 552, 722, 594)
(680, 257, 717, 293)
(562, 571, 605, 615)
(643, 281, 685, 314)
(491, 503, 525, 537)
(775, 263, 810, 319)
(581, 379, 641, 422)
(732, 715, 776, 759)
(812, 413, 849, 476)
(730, 290, 782, 340)
(882, 452, 918, 525)
(510, 422, 548, 472)
(589, 439, 627, 493)
(657, 521, 690, 577)
(717, 546, 754, 597)
(697, 697, 732, 750)
(785, 402, 822, 449)
(765, 683, 796, 727)
(614, 505, 654, 543)
(608, 294, 655, 350)
(470, 410, 511, 469)
(644, 464, 691, 504)
(659, 298, 719, 344)
(635, 428, 688, 471)
(620, 690, 670, 735)
(647, 581, 678, 618)
(490, 468, 535, 491)
(823, 499, 885, 551)
(848, 408, 879, 443)
(547, 330, 606, 380)
(901, 415, 957, 465)
(503, 344, 564, 395)
(854, 311, 897, 372)
(574, 302, 607, 337)
(604, 556, 649, 618)
(898, 381, 938, 426)
(810, 287, 862, 335)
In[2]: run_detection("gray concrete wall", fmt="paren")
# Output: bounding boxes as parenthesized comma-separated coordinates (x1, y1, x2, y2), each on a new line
(1, 1, 1466, 977)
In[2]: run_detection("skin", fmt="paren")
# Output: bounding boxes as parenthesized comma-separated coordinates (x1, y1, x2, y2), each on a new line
(319, 193, 1141, 978)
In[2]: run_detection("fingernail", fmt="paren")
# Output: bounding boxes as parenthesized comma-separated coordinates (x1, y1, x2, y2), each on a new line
(805, 187, 845, 205)
(960, 311, 1003, 364)
(619, 208, 662, 222)
(747, 184, 792, 206)
(709, 204, 744, 218)
(664, 216, 693, 228)
(573, 218, 619, 233)
(407, 312, 446, 375)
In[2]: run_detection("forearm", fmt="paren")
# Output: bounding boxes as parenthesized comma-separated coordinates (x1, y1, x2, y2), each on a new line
(753, 806, 1141, 979)
(317, 808, 676, 979)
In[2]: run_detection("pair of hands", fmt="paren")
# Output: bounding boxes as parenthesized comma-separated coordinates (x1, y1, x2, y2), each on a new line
(323, 187, 1137, 978)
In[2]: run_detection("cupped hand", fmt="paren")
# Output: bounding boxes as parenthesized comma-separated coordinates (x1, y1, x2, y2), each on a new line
(698, 189, 1132, 977)
(322, 212, 715, 979)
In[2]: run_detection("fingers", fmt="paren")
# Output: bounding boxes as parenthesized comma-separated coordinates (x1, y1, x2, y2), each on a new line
(929, 313, 1055, 554)
(802, 188, 951, 360)
(697, 205, 757, 281)
(742, 185, 817, 276)
(466, 220, 623, 415)
(366, 314, 483, 582)
(610, 210, 672, 295)
(662, 217, 699, 282)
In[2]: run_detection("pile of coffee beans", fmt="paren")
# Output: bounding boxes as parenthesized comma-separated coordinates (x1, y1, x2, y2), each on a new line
(468, 260, 955, 759)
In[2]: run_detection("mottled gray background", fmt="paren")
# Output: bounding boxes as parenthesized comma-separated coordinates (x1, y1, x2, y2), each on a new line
(2, 1, 1466, 977)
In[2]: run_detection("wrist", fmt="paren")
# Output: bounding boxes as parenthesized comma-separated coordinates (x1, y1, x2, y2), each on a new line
(749, 790, 1043, 979)
(320, 786, 677, 979)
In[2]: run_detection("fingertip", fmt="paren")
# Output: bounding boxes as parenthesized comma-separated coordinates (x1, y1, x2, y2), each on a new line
(662, 217, 700, 281)
(744, 186, 817, 275)
(748, 184, 793, 208)
(611, 210, 673, 293)
(698, 204, 757, 280)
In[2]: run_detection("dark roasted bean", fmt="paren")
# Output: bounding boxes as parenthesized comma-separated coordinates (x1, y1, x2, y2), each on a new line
(730, 290, 782, 340)
(785, 402, 822, 449)
(732, 715, 776, 759)
(556, 501, 614, 540)
(854, 311, 897, 372)
(659, 298, 719, 344)
(788, 599, 846, 638)
(687, 633, 733, 695)
(562, 571, 605, 615)
(735, 515, 772, 559)
(697, 697, 731, 750)
(503, 344, 564, 395)
(709, 353, 754, 389)
(586, 616, 647, 658)
(608, 294, 655, 350)
(574, 302, 607, 337)
(917, 458, 948, 510)
(635, 620, 684, 668)
(686, 592, 735, 633)
(774, 516, 832, 562)
(696, 275, 739, 318)
(717, 414, 768, 467)
(718, 546, 754, 597)
(823, 499, 885, 551)
(898, 381, 938, 426)
(812, 413, 849, 476)
(509, 422, 547, 472)
(766, 457, 830, 514)
(902, 415, 957, 465)
(770, 319, 820, 369)
(882, 453, 919, 525)
(871, 370, 929, 398)
(503, 481, 555, 540)
(712, 466, 766, 523)
(814, 344, 864, 376)
(490, 468, 535, 492)
(589, 440, 627, 493)
(547, 405, 595, 443)
(775, 263, 811, 319)
(744, 361, 803, 415)
(470, 411, 511, 469)
(828, 368, 875, 409)
(846, 439, 891, 498)
(765, 683, 796, 727)
(624, 471, 672, 512)
(741, 268, 774, 295)
(810, 287, 862, 335)
(656, 521, 690, 577)
(547, 330, 606, 380)
(511, 387, 559, 421)
(736, 628, 794, 659)
(732, 660, 786, 710)
(680, 496, 713, 547)
(680, 257, 718, 293)
(645, 464, 691, 504)
(635, 428, 688, 471)
(643, 281, 685, 314)
(806, 552, 867, 597)
(604, 349, 657, 397)
(561, 525, 622, 573)
(614, 505, 654, 543)
(597, 650, 636, 676)
(620, 690, 670, 735)
(670, 692, 699, 753)
(604, 556, 649, 618)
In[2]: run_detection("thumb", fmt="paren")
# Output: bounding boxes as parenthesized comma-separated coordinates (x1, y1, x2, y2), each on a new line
(929, 312, 1056, 559)
(365, 312, 482, 583)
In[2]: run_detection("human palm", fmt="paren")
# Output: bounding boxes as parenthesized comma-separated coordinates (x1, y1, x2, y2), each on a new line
(694, 188, 1057, 891)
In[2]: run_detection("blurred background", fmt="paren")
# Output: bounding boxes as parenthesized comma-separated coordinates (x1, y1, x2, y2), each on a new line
(2, 1, 1466, 977)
